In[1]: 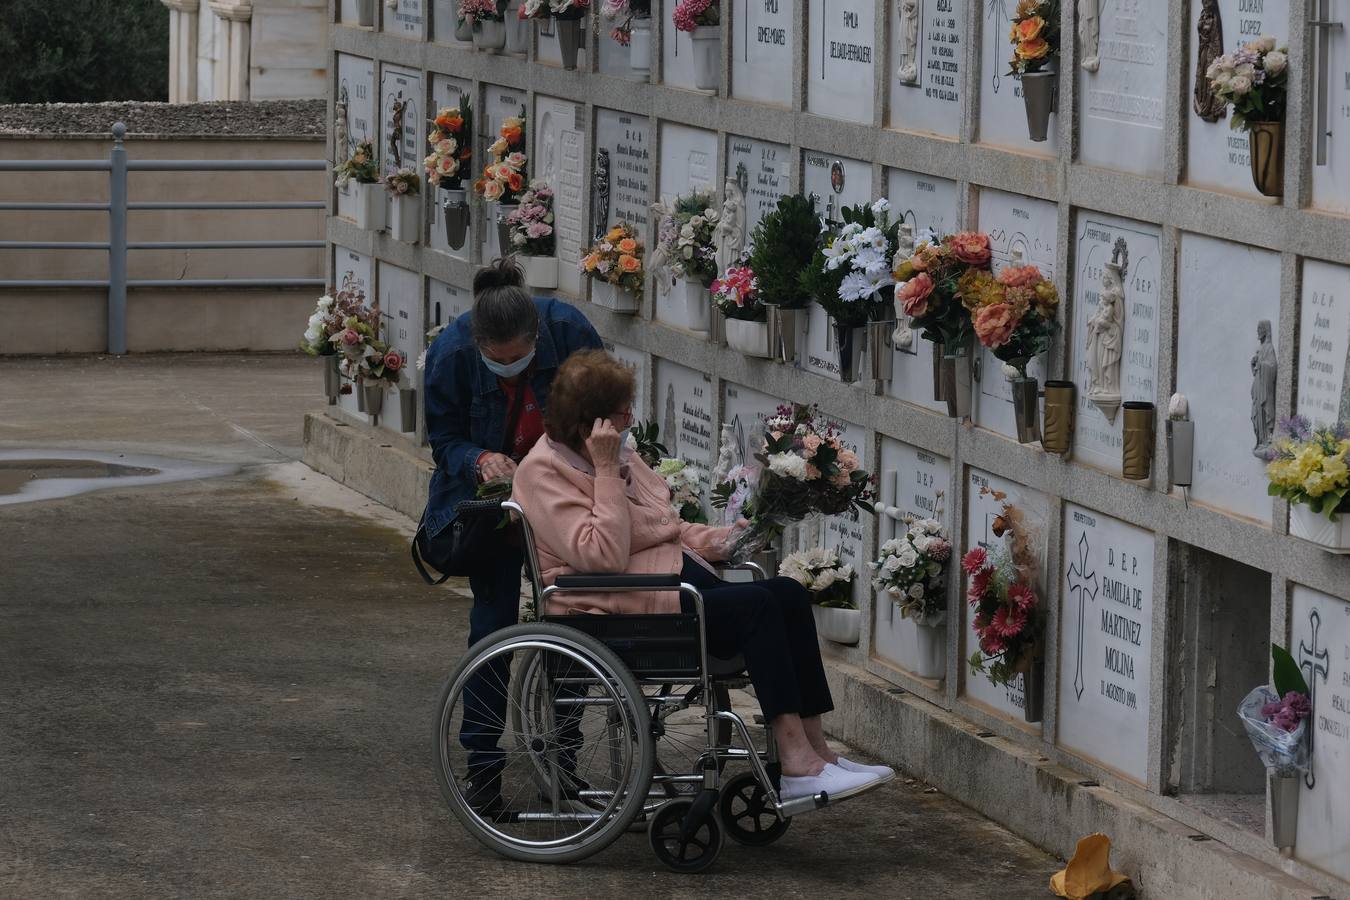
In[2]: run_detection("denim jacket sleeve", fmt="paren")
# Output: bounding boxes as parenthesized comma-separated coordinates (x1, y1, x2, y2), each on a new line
(424, 338, 485, 487)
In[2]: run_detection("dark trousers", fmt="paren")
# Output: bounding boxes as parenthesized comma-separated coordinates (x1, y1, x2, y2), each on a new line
(460, 547, 525, 775)
(679, 556, 834, 722)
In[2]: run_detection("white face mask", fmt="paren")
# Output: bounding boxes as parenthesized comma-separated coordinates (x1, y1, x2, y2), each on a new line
(480, 347, 535, 378)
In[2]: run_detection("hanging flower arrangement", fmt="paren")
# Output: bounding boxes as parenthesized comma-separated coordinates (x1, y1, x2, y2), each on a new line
(474, 109, 527, 204)
(424, 102, 473, 190)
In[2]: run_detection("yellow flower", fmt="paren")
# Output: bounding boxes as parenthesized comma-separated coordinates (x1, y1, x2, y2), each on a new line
(1294, 446, 1324, 482)
(606, 226, 625, 242)
(893, 259, 916, 282)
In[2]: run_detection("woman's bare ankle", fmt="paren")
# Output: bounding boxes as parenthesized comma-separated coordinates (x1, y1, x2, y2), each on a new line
(779, 752, 827, 778)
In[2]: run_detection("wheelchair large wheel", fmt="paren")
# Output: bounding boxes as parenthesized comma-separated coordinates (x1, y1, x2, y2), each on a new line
(432, 622, 654, 864)
(647, 682, 734, 799)
(718, 771, 791, 846)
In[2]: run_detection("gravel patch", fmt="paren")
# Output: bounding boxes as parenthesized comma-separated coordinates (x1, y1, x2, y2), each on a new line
(0, 101, 325, 138)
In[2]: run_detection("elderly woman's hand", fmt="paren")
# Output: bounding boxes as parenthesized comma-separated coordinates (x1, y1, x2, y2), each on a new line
(586, 418, 624, 477)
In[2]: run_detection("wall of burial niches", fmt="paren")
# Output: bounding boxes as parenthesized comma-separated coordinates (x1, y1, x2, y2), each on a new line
(328, 0, 1350, 890)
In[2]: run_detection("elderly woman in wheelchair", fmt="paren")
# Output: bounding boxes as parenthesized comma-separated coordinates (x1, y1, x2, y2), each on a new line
(432, 350, 891, 870)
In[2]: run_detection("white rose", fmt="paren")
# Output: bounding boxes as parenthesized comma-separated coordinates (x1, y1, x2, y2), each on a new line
(1257, 35, 1276, 52)
(1229, 74, 1252, 94)
(907, 584, 925, 600)
(927, 561, 942, 577)
(1264, 50, 1286, 75)
(897, 545, 919, 569)
(1002, 363, 1020, 381)
(317, 295, 335, 310)
(883, 555, 902, 573)
(303, 325, 322, 344)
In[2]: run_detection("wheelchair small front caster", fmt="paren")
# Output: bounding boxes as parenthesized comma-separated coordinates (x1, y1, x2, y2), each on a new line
(718, 772, 791, 846)
(648, 797, 724, 872)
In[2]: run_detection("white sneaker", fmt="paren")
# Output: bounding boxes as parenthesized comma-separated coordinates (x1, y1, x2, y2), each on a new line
(780, 762, 885, 803)
(835, 756, 897, 782)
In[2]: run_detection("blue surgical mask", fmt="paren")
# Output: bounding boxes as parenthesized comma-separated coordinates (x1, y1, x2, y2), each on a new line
(617, 427, 632, 450)
(481, 347, 535, 378)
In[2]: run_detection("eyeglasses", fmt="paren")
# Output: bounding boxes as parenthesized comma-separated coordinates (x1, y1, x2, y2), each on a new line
(609, 408, 634, 425)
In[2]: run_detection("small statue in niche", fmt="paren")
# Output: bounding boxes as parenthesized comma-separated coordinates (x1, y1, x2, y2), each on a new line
(335, 86, 350, 160)
(897, 0, 921, 85)
(1192, 0, 1227, 122)
(1251, 319, 1277, 457)
(713, 421, 740, 485)
(387, 92, 407, 168)
(1085, 238, 1127, 423)
(1078, 0, 1101, 73)
(662, 383, 678, 453)
(892, 222, 916, 348)
(714, 175, 745, 277)
(591, 149, 611, 242)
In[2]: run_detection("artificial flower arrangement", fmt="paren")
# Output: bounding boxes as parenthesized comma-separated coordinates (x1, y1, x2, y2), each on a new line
(964, 263, 1060, 378)
(711, 264, 763, 321)
(600, 0, 651, 44)
(505, 180, 556, 256)
(1006, 0, 1058, 75)
(656, 457, 709, 524)
(1207, 36, 1288, 131)
(893, 230, 994, 349)
(522, 0, 590, 17)
(333, 139, 379, 187)
(963, 488, 1043, 687)
(381, 167, 420, 197)
(672, 0, 718, 31)
(1238, 645, 1311, 784)
(650, 189, 721, 289)
(301, 283, 373, 359)
(313, 286, 403, 389)
(746, 193, 820, 310)
(800, 198, 899, 328)
(459, 0, 504, 23)
(424, 102, 473, 190)
(474, 110, 527, 204)
(780, 548, 857, 609)
(1262, 416, 1350, 519)
(871, 512, 952, 625)
(579, 222, 646, 298)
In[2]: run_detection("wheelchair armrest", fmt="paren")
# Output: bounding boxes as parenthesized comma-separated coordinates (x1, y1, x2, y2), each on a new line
(453, 498, 505, 516)
(552, 574, 682, 590)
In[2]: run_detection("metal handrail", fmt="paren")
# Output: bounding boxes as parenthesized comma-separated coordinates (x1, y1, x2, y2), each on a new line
(0, 121, 326, 354)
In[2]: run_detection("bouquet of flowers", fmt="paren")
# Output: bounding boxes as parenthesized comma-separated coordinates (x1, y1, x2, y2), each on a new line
(579, 222, 645, 299)
(780, 548, 856, 608)
(1237, 645, 1312, 775)
(656, 458, 708, 523)
(323, 293, 399, 388)
(1006, 0, 1058, 76)
(1262, 416, 1350, 519)
(963, 490, 1042, 686)
(964, 263, 1060, 378)
(1207, 35, 1288, 130)
(301, 283, 373, 357)
(505, 180, 556, 257)
(474, 110, 527, 204)
(382, 167, 420, 197)
(333, 139, 379, 187)
(424, 102, 473, 190)
(747, 193, 819, 310)
(892, 230, 994, 348)
(459, 0, 503, 22)
(672, 0, 717, 31)
(650, 190, 720, 288)
(871, 514, 951, 625)
(711, 264, 763, 321)
(601, 0, 651, 44)
(800, 198, 898, 328)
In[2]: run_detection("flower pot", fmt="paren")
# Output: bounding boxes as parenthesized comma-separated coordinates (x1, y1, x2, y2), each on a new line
(1011, 376, 1041, 444)
(323, 355, 340, 404)
(354, 181, 385, 231)
(1269, 770, 1300, 849)
(831, 322, 865, 384)
(866, 319, 896, 382)
(362, 382, 385, 417)
(504, 0, 529, 55)
(690, 25, 721, 91)
(1022, 655, 1045, 723)
(709, 307, 726, 346)
(725, 317, 772, 358)
(495, 203, 518, 258)
(519, 254, 558, 289)
(555, 17, 582, 69)
(1248, 120, 1284, 198)
(1122, 401, 1155, 481)
(590, 280, 640, 313)
(670, 279, 711, 333)
(911, 619, 947, 680)
(764, 304, 800, 364)
(1041, 380, 1076, 456)
(390, 192, 420, 243)
(455, 17, 474, 40)
(931, 339, 946, 401)
(941, 348, 972, 419)
(474, 18, 506, 52)
(629, 16, 652, 73)
(1168, 419, 1194, 488)
(812, 604, 861, 646)
(1020, 69, 1056, 143)
(355, 0, 376, 26)
(398, 387, 417, 433)
(1289, 503, 1350, 553)
(441, 188, 470, 250)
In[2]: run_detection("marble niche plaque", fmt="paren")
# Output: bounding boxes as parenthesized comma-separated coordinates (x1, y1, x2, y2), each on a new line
(1175, 233, 1280, 522)
(593, 109, 653, 238)
(874, 437, 953, 677)
(1070, 212, 1162, 474)
(380, 64, 423, 178)
(1311, 21, 1350, 214)
(481, 86, 529, 262)
(808, 0, 878, 124)
(1186, 0, 1290, 197)
(978, 0, 1059, 154)
(428, 278, 472, 331)
(656, 358, 717, 472)
(1291, 585, 1350, 883)
(334, 246, 375, 423)
(431, 0, 472, 43)
(382, 0, 426, 38)
(885, 169, 959, 414)
(719, 381, 788, 524)
(533, 96, 586, 297)
(888, 0, 965, 137)
(964, 468, 1050, 724)
(606, 339, 651, 420)
(972, 189, 1058, 440)
(655, 124, 719, 331)
(1296, 259, 1350, 427)
(731, 0, 795, 106)
(1058, 503, 1155, 783)
(801, 152, 874, 382)
(1077, 0, 1167, 178)
(334, 54, 375, 223)
(376, 262, 424, 434)
(725, 136, 791, 246)
(428, 74, 474, 261)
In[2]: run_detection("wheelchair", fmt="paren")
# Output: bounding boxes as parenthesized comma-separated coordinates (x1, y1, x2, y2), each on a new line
(431, 498, 840, 872)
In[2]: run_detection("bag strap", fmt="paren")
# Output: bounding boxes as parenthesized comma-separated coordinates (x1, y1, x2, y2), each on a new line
(411, 523, 452, 585)
(499, 377, 528, 461)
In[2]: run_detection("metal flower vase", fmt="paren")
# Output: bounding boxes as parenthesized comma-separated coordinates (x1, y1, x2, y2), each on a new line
(1270, 771, 1299, 849)
(504, 0, 529, 55)
(1021, 69, 1057, 142)
(1168, 419, 1194, 488)
(1011, 376, 1041, 444)
(1041, 380, 1076, 456)
(495, 203, 518, 258)
(1122, 401, 1155, 481)
(355, 0, 376, 26)
(323, 356, 340, 405)
(1247, 121, 1284, 197)
(362, 382, 385, 418)
(866, 319, 896, 382)
(1021, 655, 1045, 723)
(398, 388, 417, 433)
(941, 346, 973, 419)
(765, 305, 799, 364)
(690, 26, 721, 90)
(931, 340, 946, 401)
(555, 17, 582, 70)
(832, 322, 865, 384)
(441, 188, 470, 250)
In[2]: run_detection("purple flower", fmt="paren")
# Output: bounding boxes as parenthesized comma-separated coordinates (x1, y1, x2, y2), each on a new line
(1261, 699, 1283, 719)
(1284, 691, 1311, 719)
(1279, 414, 1312, 442)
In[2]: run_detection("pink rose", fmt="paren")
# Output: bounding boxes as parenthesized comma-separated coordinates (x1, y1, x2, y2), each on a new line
(801, 434, 822, 456)
(997, 264, 1042, 288)
(948, 231, 992, 266)
(340, 328, 361, 345)
(973, 303, 1019, 349)
(383, 351, 403, 371)
(898, 272, 935, 317)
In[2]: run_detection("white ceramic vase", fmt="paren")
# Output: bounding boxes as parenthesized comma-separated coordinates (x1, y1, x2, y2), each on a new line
(474, 18, 506, 52)
(520, 255, 558, 290)
(725, 317, 771, 357)
(354, 181, 385, 231)
(689, 25, 720, 90)
(1289, 503, 1350, 553)
(504, 0, 530, 55)
(389, 192, 420, 243)
(629, 17, 652, 72)
(910, 619, 947, 680)
(590, 280, 640, 313)
(812, 604, 861, 645)
(665, 278, 711, 333)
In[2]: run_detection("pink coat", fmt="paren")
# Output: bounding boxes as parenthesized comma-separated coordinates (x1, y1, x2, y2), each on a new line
(511, 437, 733, 615)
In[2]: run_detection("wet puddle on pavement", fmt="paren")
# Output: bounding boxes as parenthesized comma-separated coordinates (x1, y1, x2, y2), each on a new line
(0, 451, 236, 506)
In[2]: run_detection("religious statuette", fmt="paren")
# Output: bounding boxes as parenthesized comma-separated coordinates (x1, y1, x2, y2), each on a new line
(892, 223, 916, 349)
(387, 92, 407, 168)
(713, 421, 739, 485)
(714, 175, 745, 277)
(335, 90, 350, 160)
(1192, 0, 1227, 122)
(591, 149, 611, 243)
(1085, 237, 1127, 423)
(662, 383, 678, 452)
(1250, 319, 1277, 457)
(897, 0, 921, 85)
(1078, 0, 1101, 72)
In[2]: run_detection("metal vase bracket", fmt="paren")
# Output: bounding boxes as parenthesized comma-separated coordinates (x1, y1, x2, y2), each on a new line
(495, 203, 518, 258)
(866, 319, 896, 382)
(941, 347, 973, 419)
(1041, 380, 1076, 456)
(931, 339, 946, 401)
(441, 188, 470, 250)
(1269, 771, 1299, 849)
(1122, 401, 1155, 481)
(323, 356, 340, 405)
(1022, 655, 1045, 723)
(1247, 120, 1285, 197)
(362, 383, 385, 418)
(398, 388, 417, 433)
(765, 305, 799, 365)
(1021, 69, 1057, 142)
(556, 18, 582, 70)
(832, 322, 865, 384)
(1011, 376, 1041, 444)
(1168, 419, 1194, 488)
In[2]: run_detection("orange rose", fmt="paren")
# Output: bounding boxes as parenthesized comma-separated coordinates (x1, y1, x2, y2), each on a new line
(617, 238, 638, 254)
(501, 125, 523, 145)
(996, 264, 1043, 288)
(506, 172, 524, 192)
(435, 113, 463, 131)
(898, 272, 935, 317)
(618, 254, 641, 273)
(974, 303, 1020, 349)
(582, 254, 599, 272)
(1016, 37, 1051, 60)
(1015, 16, 1044, 42)
(948, 231, 992, 266)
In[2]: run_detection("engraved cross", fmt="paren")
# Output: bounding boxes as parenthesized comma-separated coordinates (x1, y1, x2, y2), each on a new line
(1299, 608, 1331, 789)
(1067, 531, 1098, 701)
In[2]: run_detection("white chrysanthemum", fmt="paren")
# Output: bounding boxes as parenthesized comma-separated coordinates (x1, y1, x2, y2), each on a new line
(1002, 363, 1020, 381)
(838, 271, 872, 302)
(767, 452, 809, 480)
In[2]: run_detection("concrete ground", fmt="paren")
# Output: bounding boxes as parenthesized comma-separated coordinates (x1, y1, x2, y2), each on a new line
(0, 354, 1061, 899)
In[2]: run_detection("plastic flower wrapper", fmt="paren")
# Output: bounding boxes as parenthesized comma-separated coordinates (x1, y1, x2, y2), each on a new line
(1237, 644, 1312, 775)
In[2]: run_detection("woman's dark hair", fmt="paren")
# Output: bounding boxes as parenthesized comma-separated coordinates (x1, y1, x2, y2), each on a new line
(544, 350, 637, 451)
(471, 256, 537, 345)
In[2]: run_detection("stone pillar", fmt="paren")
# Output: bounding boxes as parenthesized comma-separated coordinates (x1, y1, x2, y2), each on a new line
(161, 0, 200, 102)
(208, 1, 254, 101)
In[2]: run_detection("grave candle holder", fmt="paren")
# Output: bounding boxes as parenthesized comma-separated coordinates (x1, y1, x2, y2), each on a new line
(399, 388, 417, 433)
(324, 356, 340, 406)
(441, 189, 470, 250)
(1122, 401, 1155, 481)
(1041, 380, 1075, 455)
(866, 319, 895, 383)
